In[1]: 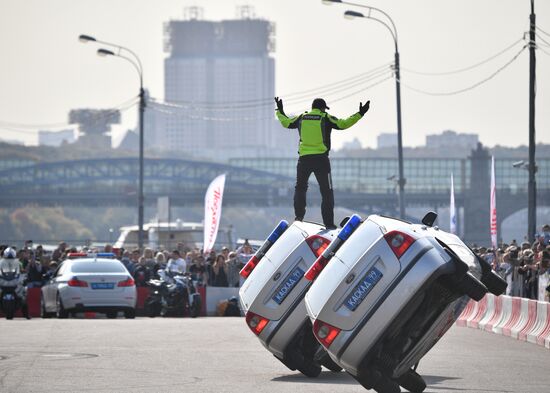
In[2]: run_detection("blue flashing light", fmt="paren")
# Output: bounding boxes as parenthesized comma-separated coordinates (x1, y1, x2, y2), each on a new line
(337, 214, 362, 241)
(267, 220, 289, 244)
(95, 252, 115, 258)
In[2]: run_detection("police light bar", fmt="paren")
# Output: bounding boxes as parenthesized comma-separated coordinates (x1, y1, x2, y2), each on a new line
(240, 220, 289, 279)
(67, 252, 116, 259)
(337, 214, 361, 241)
(305, 214, 362, 281)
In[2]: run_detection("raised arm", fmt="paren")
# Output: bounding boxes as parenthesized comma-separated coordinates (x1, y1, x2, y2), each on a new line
(327, 100, 370, 130)
(274, 97, 301, 129)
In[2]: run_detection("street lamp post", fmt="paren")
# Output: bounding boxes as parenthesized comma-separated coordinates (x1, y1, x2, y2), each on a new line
(79, 34, 146, 250)
(323, 0, 406, 219)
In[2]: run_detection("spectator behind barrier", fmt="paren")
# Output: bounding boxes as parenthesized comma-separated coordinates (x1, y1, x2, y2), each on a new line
(211, 254, 228, 287)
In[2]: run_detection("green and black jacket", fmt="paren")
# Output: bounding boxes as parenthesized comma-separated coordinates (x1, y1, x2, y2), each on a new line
(276, 108, 363, 156)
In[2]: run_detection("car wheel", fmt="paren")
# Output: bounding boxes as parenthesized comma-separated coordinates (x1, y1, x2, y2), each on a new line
(124, 309, 136, 319)
(455, 271, 488, 301)
(297, 361, 322, 378)
(106, 311, 118, 319)
(476, 255, 508, 296)
(372, 376, 401, 393)
(41, 297, 51, 319)
(397, 368, 427, 393)
(321, 356, 342, 372)
(56, 295, 69, 319)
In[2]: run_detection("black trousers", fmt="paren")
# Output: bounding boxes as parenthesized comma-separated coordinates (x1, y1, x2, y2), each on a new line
(294, 154, 334, 227)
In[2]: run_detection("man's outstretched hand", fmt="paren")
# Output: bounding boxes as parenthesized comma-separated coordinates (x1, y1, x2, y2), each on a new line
(274, 97, 285, 114)
(359, 100, 370, 116)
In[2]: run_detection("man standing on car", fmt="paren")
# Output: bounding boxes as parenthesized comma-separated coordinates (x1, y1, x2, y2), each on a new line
(274, 97, 370, 229)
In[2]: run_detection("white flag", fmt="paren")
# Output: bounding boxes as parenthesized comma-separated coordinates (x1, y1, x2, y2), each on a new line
(203, 174, 226, 254)
(490, 156, 497, 249)
(450, 173, 457, 235)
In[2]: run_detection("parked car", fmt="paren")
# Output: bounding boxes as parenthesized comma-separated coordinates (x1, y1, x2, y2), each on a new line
(239, 220, 342, 377)
(304, 212, 506, 393)
(41, 253, 136, 319)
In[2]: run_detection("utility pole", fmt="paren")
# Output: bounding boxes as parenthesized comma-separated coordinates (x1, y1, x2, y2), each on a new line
(528, 0, 537, 242)
(138, 87, 145, 251)
(395, 51, 406, 220)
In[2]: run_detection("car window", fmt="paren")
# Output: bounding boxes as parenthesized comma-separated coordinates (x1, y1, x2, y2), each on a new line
(447, 243, 475, 265)
(70, 261, 126, 273)
(55, 263, 67, 277)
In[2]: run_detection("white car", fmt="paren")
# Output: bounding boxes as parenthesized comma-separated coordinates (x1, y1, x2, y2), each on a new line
(41, 253, 137, 319)
(239, 220, 342, 377)
(304, 212, 506, 393)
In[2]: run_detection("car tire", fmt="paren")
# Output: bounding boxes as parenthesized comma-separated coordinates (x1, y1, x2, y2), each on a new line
(456, 271, 488, 301)
(397, 368, 427, 393)
(321, 356, 343, 372)
(373, 376, 401, 393)
(297, 361, 322, 378)
(476, 255, 507, 296)
(56, 295, 69, 319)
(41, 297, 52, 319)
(124, 309, 136, 319)
(106, 311, 118, 319)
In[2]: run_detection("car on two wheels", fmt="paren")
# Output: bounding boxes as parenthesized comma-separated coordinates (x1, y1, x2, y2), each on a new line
(304, 213, 506, 393)
(240, 213, 506, 393)
(41, 253, 136, 319)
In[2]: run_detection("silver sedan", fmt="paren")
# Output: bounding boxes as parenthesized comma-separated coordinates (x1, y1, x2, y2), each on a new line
(41, 257, 137, 319)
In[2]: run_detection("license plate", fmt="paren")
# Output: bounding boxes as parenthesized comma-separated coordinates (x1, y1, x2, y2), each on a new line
(272, 266, 305, 305)
(91, 282, 114, 290)
(344, 267, 383, 311)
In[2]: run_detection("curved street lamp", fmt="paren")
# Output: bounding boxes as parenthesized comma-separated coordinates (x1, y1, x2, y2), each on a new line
(79, 34, 146, 250)
(324, 0, 406, 220)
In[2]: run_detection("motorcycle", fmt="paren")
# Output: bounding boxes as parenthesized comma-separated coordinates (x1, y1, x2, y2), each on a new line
(144, 270, 201, 318)
(0, 269, 28, 320)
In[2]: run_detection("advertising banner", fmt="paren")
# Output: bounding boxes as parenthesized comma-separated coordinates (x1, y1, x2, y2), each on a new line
(203, 174, 226, 253)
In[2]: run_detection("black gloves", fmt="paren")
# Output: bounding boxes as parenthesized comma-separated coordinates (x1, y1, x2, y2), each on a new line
(359, 100, 370, 116)
(274, 97, 285, 115)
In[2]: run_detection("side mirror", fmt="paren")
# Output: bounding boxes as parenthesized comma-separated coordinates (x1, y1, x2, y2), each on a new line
(422, 211, 438, 227)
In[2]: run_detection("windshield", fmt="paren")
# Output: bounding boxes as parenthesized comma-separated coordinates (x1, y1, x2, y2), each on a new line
(70, 261, 126, 273)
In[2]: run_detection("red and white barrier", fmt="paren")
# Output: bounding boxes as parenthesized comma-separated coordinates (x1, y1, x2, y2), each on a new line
(500, 297, 522, 337)
(492, 295, 513, 335)
(457, 293, 550, 350)
(456, 299, 476, 327)
(467, 296, 487, 329)
(527, 301, 550, 344)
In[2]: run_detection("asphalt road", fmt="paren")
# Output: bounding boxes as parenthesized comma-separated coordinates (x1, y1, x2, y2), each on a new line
(0, 317, 548, 393)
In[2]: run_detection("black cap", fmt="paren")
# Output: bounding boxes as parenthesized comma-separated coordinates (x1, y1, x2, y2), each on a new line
(312, 98, 329, 111)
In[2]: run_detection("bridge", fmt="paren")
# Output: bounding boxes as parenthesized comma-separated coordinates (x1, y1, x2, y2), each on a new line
(0, 157, 465, 209)
(0, 155, 548, 245)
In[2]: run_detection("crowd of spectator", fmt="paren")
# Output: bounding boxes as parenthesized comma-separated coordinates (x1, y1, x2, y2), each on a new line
(0, 239, 256, 289)
(473, 224, 550, 301)
(2, 224, 549, 301)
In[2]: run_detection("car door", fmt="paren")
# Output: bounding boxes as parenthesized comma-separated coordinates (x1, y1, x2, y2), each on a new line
(44, 263, 66, 310)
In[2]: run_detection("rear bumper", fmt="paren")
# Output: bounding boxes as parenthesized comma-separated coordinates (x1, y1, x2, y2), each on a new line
(71, 305, 135, 313)
(60, 287, 137, 309)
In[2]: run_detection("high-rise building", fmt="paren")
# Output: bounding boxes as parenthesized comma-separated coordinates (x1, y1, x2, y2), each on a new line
(161, 6, 292, 159)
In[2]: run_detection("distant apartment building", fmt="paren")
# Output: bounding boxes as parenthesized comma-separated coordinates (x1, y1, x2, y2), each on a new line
(38, 129, 75, 147)
(160, 6, 292, 160)
(377, 133, 397, 149)
(426, 130, 478, 150)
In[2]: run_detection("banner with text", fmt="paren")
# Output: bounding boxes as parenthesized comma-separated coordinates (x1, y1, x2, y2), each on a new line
(203, 174, 226, 254)
(490, 156, 497, 249)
